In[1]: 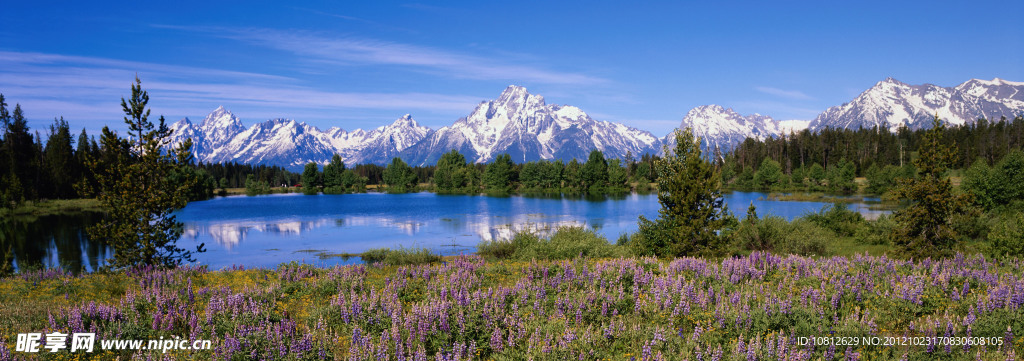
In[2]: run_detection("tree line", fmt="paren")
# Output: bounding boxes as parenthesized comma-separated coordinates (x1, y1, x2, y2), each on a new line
(721, 115, 1024, 194)
(293, 148, 654, 195)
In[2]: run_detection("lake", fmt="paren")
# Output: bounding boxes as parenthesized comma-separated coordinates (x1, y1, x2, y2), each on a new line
(1, 191, 887, 272)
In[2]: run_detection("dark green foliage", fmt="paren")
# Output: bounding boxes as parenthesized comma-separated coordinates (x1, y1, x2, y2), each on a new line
(322, 154, 347, 194)
(483, 153, 515, 192)
(301, 162, 321, 195)
(988, 213, 1024, 258)
(889, 116, 974, 259)
(563, 158, 582, 190)
(753, 158, 782, 190)
(607, 158, 628, 192)
(476, 226, 627, 261)
(359, 247, 442, 266)
(433, 149, 472, 192)
(632, 128, 728, 257)
(167, 147, 215, 201)
(382, 157, 417, 192)
(340, 169, 367, 192)
(963, 150, 1024, 211)
(865, 163, 913, 194)
(244, 174, 271, 195)
(634, 161, 652, 183)
(803, 204, 864, 237)
(826, 159, 856, 194)
(198, 162, 299, 189)
(3, 102, 36, 202)
(580, 149, 609, 193)
(85, 77, 203, 269)
(43, 117, 76, 199)
(730, 216, 830, 256)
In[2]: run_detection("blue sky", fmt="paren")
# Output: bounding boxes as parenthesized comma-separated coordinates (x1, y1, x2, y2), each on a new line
(1, 0, 1021, 137)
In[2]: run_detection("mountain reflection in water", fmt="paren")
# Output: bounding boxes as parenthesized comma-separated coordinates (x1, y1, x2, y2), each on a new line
(4, 191, 888, 271)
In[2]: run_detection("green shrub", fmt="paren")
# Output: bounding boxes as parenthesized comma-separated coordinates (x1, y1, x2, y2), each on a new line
(803, 204, 863, 237)
(360, 247, 443, 266)
(780, 219, 830, 256)
(856, 213, 897, 246)
(731, 216, 832, 256)
(988, 213, 1024, 258)
(478, 226, 627, 261)
(733, 216, 787, 253)
(360, 248, 390, 263)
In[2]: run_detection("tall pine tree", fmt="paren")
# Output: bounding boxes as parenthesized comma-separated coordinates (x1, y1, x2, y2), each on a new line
(86, 77, 203, 268)
(889, 116, 973, 259)
(633, 128, 729, 257)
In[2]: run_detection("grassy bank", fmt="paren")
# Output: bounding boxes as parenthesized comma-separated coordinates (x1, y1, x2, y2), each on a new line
(1, 253, 1022, 360)
(0, 198, 104, 218)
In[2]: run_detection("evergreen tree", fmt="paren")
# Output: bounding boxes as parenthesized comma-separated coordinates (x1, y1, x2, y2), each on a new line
(301, 162, 322, 195)
(581, 149, 609, 193)
(382, 157, 417, 192)
(633, 128, 729, 257)
(564, 159, 582, 191)
(86, 77, 203, 268)
(483, 153, 516, 192)
(44, 117, 76, 198)
(607, 158, 628, 191)
(753, 158, 782, 190)
(322, 154, 346, 194)
(434, 149, 469, 192)
(889, 116, 973, 259)
(4, 103, 35, 201)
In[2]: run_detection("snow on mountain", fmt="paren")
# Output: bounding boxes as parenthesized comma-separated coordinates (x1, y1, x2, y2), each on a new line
(809, 78, 1024, 131)
(778, 120, 810, 134)
(666, 105, 782, 155)
(167, 78, 1022, 170)
(400, 85, 661, 166)
(169, 110, 432, 170)
(341, 114, 433, 165)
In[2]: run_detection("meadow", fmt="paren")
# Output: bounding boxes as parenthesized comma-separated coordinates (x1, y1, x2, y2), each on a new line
(1, 251, 1022, 360)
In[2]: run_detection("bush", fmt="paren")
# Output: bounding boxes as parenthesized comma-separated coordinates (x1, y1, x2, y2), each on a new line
(803, 204, 864, 237)
(733, 216, 787, 252)
(988, 213, 1024, 258)
(360, 247, 442, 266)
(856, 213, 897, 246)
(781, 219, 830, 256)
(478, 226, 627, 261)
(730, 216, 831, 256)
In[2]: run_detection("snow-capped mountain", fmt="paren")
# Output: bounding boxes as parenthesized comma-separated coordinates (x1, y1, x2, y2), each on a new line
(400, 86, 662, 165)
(335, 115, 433, 165)
(665, 105, 782, 155)
(809, 78, 1024, 131)
(169, 111, 432, 170)
(169, 78, 1023, 170)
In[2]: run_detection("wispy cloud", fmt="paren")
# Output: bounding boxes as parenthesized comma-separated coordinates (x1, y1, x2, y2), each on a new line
(754, 86, 814, 100)
(733, 100, 821, 121)
(171, 26, 607, 86)
(0, 51, 481, 130)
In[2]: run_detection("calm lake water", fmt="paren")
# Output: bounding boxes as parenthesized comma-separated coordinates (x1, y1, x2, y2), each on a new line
(1, 192, 887, 272)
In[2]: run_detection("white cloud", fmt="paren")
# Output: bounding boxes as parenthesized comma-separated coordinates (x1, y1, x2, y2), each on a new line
(0, 51, 481, 130)
(754, 86, 814, 100)
(179, 26, 607, 86)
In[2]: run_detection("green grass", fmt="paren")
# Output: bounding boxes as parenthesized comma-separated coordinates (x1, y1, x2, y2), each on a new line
(359, 247, 443, 266)
(0, 198, 104, 218)
(477, 226, 630, 261)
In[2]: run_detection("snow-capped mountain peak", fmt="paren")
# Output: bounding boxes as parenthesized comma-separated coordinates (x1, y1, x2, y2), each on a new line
(810, 78, 1024, 131)
(400, 86, 661, 165)
(668, 104, 781, 155)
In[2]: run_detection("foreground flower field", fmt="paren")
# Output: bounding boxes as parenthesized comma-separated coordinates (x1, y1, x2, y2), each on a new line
(1, 253, 1022, 360)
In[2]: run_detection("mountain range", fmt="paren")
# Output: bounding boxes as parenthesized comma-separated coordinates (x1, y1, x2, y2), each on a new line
(169, 78, 1024, 170)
